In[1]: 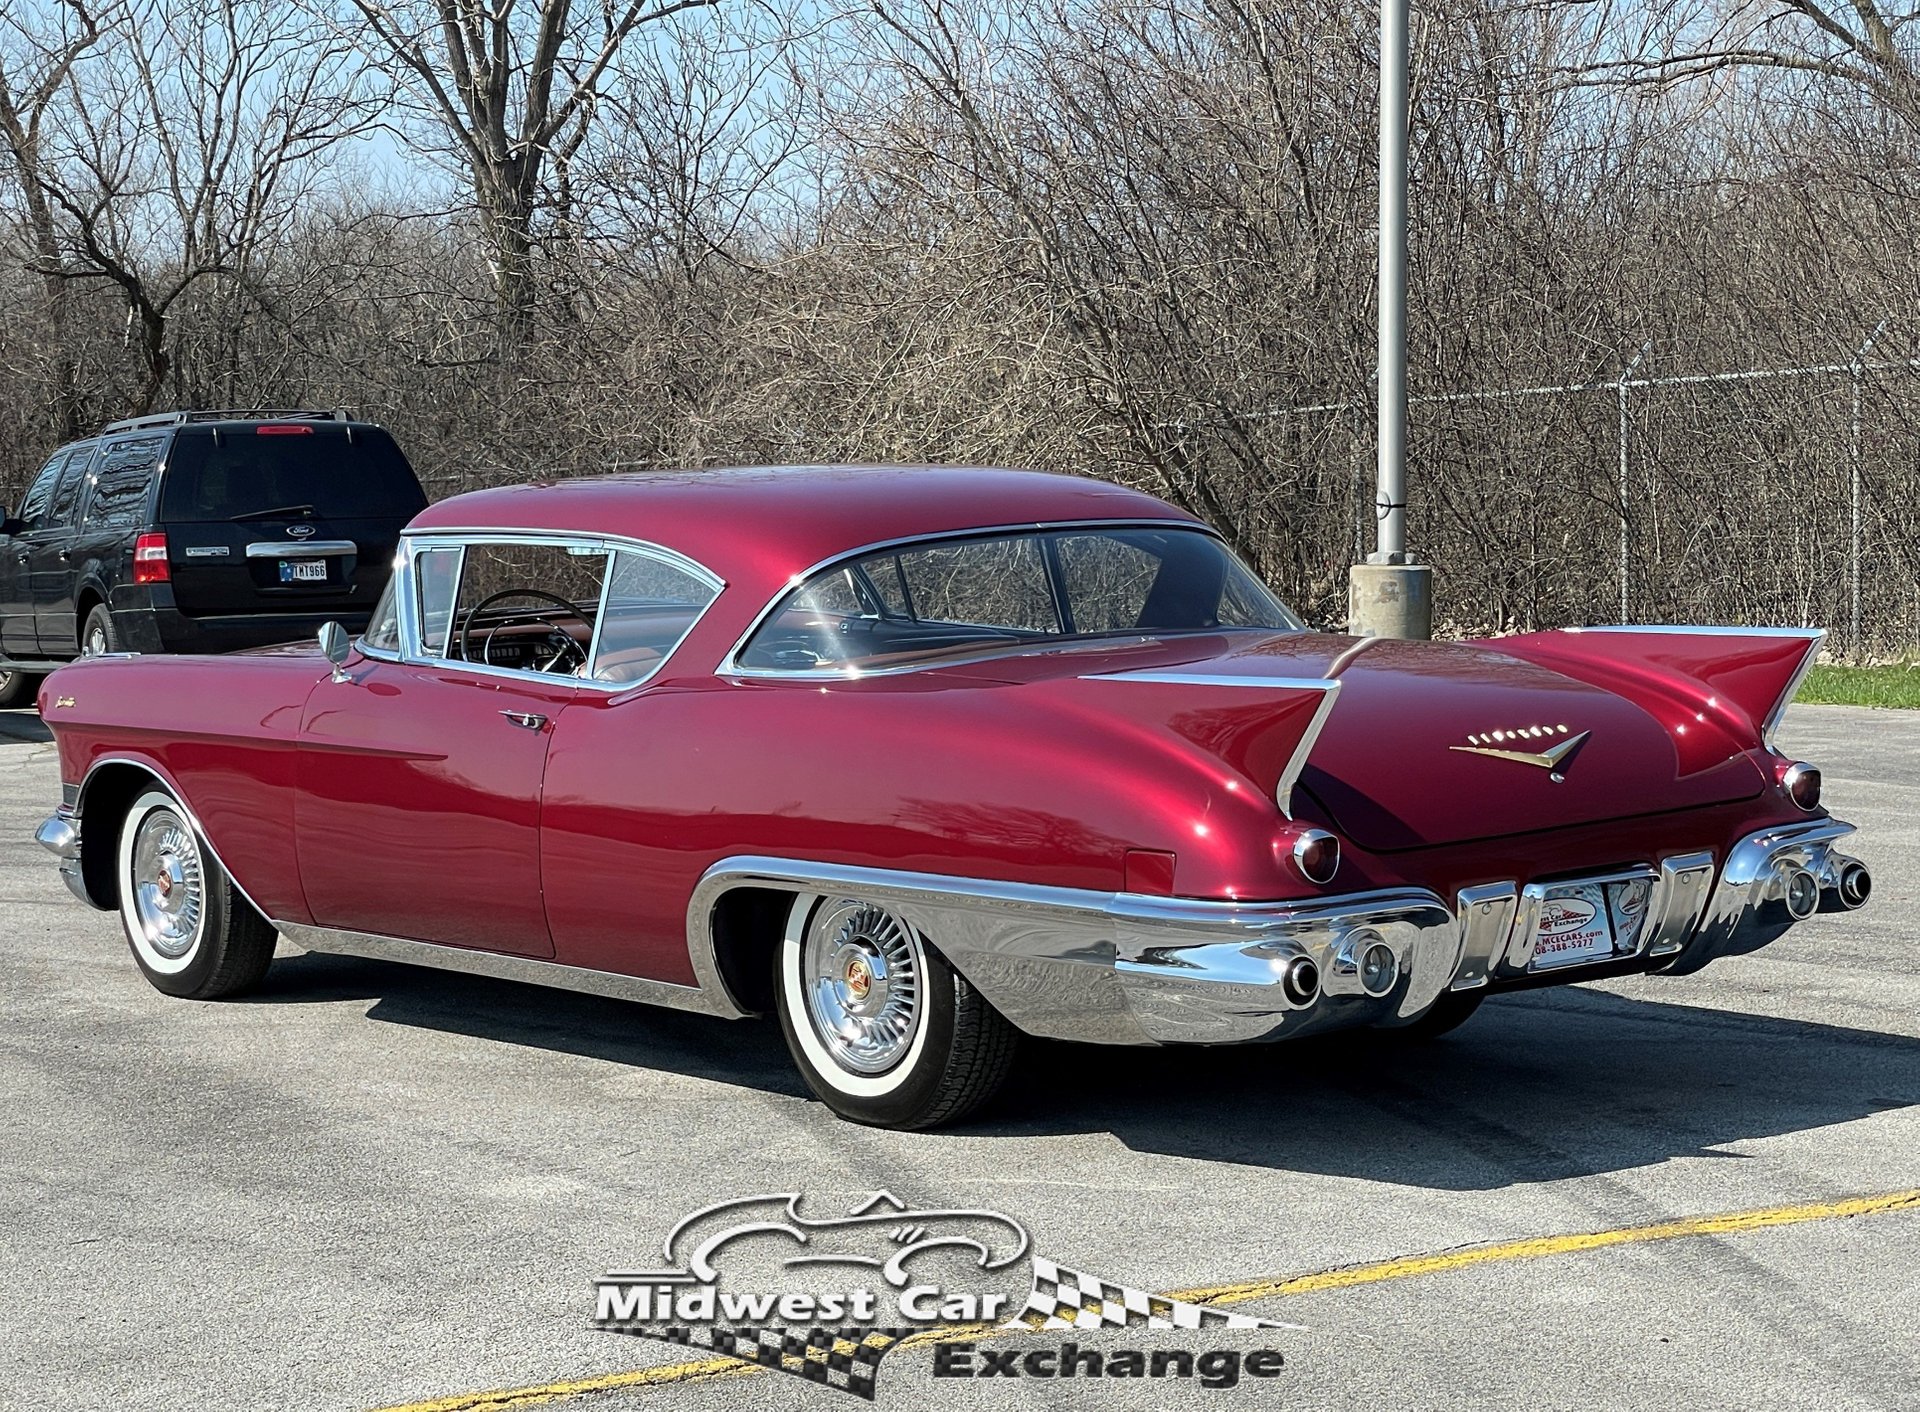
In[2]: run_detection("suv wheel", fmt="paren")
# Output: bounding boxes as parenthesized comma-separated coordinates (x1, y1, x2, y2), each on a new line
(83, 604, 118, 657)
(0, 669, 41, 709)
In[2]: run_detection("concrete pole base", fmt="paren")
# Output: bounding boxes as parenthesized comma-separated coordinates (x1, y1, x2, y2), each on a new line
(1348, 562, 1433, 640)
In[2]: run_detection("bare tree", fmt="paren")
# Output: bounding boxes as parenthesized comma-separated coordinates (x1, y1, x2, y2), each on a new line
(335, 0, 724, 345)
(0, 0, 103, 437)
(4, 0, 384, 414)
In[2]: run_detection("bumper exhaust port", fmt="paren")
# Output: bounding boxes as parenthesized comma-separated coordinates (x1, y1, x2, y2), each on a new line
(1781, 866, 1820, 921)
(1281, 956, 1320, 1006)
(1837, 861, 1872, 910)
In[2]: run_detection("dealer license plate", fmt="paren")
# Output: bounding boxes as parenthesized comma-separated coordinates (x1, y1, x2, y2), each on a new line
(279, 559, 328, 583)
(1529, 878, 1653, 972)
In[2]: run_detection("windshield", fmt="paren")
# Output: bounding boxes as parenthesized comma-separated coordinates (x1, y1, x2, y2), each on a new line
(737, 526, 1303, 673)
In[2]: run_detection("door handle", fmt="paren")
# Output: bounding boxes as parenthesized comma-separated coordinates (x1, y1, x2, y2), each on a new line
(57, 550, 70, 562)
(500, 710, 548, 731)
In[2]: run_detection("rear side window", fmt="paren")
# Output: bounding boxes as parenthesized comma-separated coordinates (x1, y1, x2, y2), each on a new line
(82, 436, 166, 531)
(47, 444, 94, 527)
(160, 426, 427, 522)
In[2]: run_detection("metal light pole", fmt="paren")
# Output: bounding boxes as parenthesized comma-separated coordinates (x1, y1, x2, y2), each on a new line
(1348, 0, 1432, 638)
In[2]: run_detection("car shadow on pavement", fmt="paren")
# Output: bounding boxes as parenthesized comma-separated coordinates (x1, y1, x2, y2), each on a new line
(253, 949, 1917, 1189)
(253, 949, 807, 1096)
(0, 710, 52, 744)
(991, 987, 1920, 1187)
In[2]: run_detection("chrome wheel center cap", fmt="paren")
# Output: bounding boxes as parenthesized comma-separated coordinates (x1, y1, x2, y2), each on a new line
(832, 941, 891, 1017)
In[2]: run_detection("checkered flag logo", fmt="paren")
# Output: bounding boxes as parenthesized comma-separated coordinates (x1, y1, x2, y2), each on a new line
(602, 1324, 915, 1401)
(1010, 1256, 1285, 1332)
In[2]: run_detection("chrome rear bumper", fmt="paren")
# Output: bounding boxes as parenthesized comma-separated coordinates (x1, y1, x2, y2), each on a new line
(695, 820, 1864, 1046)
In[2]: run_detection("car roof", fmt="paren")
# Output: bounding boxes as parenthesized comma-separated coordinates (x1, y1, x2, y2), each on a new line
(409, 465, 1201, 597)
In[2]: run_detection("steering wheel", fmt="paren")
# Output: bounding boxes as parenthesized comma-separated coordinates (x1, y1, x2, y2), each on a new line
(460, 589, 594, 674)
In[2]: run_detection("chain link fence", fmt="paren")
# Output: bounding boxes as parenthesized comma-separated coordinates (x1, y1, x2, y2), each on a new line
(1182, 336, 1920, 656)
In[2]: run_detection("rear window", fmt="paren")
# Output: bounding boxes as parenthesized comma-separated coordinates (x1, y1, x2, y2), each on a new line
(160, 426, 426, 522)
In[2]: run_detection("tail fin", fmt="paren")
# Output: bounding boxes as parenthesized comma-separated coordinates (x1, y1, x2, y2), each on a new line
(1058, 669, 1339, 816)
(1490, 626, 1821, 753)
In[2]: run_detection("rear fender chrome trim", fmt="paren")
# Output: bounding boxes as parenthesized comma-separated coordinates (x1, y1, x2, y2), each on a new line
(688, 856, 1457, 1045)
(273, 922, 736, 1017)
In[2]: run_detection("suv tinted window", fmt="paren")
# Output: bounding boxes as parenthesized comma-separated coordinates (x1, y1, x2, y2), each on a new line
(15, 452, 65, 529)
(82, 436, 166, 531)
(160, 425, 426, 521)
(46, 444, 94, 527)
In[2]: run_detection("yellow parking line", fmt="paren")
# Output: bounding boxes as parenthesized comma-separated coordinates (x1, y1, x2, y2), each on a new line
(1168, 1186, 1920, 1307)
(372, 1186, 1920, 1412)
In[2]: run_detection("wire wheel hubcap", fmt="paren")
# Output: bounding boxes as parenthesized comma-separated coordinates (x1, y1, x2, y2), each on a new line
(802, 899, 925, 1075)
(132, 811, 203, 959)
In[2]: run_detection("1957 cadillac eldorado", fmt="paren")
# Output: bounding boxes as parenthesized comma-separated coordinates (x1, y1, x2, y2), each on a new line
(33, 465, 1870, 1128)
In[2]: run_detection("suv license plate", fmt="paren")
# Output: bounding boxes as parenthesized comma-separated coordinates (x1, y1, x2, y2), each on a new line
(279, 560, 328, 583)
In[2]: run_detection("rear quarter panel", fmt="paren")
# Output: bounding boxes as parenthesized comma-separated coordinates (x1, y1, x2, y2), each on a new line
(43, 652, 320, 923)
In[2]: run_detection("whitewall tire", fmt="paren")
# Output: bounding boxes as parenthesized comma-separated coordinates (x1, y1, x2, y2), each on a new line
(774, 892, 1019, 1129)
(116, 788, 276, 1000)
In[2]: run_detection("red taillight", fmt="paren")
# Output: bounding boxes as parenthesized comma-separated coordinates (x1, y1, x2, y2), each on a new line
(133, 532, 170, 584)
(1291, 828, 1341, 885)
(255, 424, 313, 435)
(1782, 761, 1822, 812)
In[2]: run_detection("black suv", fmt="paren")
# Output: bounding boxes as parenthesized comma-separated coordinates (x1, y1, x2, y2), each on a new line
(0, 410, 427, 706)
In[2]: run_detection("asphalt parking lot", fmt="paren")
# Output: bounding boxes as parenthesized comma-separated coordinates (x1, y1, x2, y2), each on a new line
(2, 703, 1916, 1412)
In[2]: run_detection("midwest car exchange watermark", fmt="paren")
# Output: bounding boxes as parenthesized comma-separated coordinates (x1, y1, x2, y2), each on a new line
(593, 1190, 1292, 1400)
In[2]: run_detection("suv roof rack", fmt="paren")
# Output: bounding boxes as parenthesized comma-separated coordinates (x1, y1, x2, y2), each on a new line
(100, 408, 351, 435)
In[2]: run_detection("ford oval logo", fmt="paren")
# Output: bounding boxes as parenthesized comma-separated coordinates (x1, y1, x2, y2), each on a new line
(1539, 898, 1597, 936)
(287, 523, 316, 538)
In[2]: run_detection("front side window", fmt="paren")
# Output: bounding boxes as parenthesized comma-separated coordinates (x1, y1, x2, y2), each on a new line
(14, 452, 65, 530)
(362, 571, 402, 652)
(738, 526, 1301, 673)
(440, 540, 610, 677)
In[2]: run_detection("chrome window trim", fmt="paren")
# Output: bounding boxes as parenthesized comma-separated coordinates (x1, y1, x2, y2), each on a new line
(1560, 623, 1823, 751)
(244, 540, 358, 559)
(713, 518, 1303, 680)
(355, 530, 725, 694)
(1078, 670, 1340, 817)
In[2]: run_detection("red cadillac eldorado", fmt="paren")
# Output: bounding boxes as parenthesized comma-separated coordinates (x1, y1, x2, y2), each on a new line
(32, 466, 1869, 1128)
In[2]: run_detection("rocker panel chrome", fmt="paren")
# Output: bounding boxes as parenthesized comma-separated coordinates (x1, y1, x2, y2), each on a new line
(273, 922, 738, 1018)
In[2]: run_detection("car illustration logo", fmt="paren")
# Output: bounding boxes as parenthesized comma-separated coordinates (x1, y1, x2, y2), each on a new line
(1538, 898, 1597, 935)
(1450, 724, 1590, 777)
(287, 523, 316, 538)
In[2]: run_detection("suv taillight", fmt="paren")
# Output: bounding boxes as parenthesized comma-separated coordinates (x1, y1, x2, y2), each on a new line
(133, 532, 170, 584)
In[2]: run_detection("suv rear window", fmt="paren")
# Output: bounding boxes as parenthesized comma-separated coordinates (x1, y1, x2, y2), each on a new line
(160, 426, 426, 522)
